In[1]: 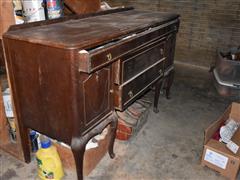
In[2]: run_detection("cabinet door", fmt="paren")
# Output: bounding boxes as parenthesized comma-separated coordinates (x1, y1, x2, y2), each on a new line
(79, 67, 113, 134)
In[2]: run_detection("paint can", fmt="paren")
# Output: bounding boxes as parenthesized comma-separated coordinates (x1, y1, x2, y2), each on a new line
(22, 0, 46, 22)
(46, 0, 63, 19)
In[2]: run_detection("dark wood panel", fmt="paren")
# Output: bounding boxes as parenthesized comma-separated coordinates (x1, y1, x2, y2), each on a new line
(82, 68, 112, 131)
(165, 33, 177, 69)
(122, 39, 165, 82)
(4, 39, 75, 144)
(0, 40, 4, 68)
(114, 58, 165, 110)
(64, 0, 101, 14)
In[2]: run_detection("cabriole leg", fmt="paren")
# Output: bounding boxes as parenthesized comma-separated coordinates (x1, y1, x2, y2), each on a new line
(70, 113, 117, 180)
(108, 115, 118, 158)
(71, 137, 87, 180)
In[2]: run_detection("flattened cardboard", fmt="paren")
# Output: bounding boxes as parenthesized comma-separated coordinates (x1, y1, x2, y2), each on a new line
(202, 103, 240, 180)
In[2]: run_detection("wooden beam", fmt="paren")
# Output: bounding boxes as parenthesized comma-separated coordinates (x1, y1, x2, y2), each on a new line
(64, 0, 101, 14)
(0, 0, 15, 39)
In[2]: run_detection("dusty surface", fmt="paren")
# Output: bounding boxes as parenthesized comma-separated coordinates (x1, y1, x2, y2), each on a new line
(0, 63, 238, 180)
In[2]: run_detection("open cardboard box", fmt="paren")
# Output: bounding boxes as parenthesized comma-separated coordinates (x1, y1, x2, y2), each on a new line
(201, 102, 240, 179)
(54, 126, 110, 177)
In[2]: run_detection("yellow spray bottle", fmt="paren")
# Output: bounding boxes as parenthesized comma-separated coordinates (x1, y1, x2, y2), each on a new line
(36, 137, 64, 180)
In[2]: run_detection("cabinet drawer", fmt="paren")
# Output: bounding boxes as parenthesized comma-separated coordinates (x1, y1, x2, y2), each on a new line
(78, 19, 179, 73)
(117, 38, 165, 84)
(114, 57, 165, 111)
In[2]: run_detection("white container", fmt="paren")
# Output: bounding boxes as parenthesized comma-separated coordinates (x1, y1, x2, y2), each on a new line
(3, 88, 14, 118)
(22, 0, 45, 22)
(220, 119, 239, 143)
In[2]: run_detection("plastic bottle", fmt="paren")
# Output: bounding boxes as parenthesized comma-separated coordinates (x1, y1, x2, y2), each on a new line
(36, 137, 64, 180)
(30, 130, 39, 152)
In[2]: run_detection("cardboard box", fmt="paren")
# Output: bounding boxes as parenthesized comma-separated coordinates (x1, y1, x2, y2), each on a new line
(201, 102, 240, 179)
(54, 126, 110, 176)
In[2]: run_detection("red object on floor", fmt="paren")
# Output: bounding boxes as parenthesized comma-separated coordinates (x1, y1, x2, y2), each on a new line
(212, 122, 225, 141)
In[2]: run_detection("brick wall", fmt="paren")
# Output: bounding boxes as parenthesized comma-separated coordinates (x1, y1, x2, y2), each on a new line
(106, 0, 240, 68)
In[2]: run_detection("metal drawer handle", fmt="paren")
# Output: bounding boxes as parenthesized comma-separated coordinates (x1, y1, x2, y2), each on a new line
(160, 48, 164, 55)
(107, 53, 112, 61)
(128, 91, 134, 98)
(159, 69, 163, 75)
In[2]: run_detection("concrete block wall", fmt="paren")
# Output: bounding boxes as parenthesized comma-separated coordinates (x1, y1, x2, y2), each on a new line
(106, 0, 240, 69)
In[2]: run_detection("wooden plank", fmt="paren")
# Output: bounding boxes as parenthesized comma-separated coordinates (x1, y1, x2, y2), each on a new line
(0, 0, 15, 39)
(64, 0, 101, 14)
(0, 74, 25, 161)
(0, 0, 26, 158)
(0, 39, 5, 67)
(0, 81, 9, 145)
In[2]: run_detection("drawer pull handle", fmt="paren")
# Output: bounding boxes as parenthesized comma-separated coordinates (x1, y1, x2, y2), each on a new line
(159, 69, 163, 75)
(107, 53, 112, 61)
(160, 48, 164, 55)
(128, 91, 134, 98)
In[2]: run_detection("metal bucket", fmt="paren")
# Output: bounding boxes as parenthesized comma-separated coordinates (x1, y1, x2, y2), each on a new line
(22, 0, 46, 22)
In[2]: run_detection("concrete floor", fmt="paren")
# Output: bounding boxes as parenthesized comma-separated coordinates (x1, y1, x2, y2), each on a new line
(0, 63, 239, 180)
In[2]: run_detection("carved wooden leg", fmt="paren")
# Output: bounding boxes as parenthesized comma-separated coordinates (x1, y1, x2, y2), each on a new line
(108, 114, 118, 159)
(166, 70, 175, 99)
(70, 113, 117, 180)
(153, 79, 163, 113)
(71, 137, 87, 180)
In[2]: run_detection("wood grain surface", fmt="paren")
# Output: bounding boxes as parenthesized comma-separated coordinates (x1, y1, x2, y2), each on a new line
(0, 0, 15, 39)
(64, 0, 101, 14)
(4, 10, 179, 49)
